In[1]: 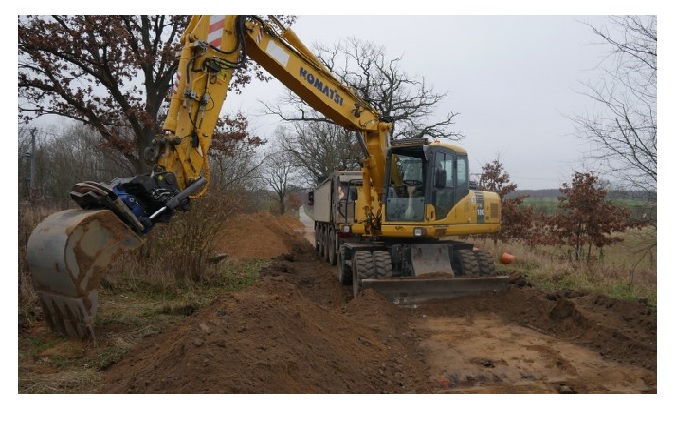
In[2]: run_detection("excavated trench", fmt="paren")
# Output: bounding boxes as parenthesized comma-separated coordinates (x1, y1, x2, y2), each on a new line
(100, 211, 656, 394)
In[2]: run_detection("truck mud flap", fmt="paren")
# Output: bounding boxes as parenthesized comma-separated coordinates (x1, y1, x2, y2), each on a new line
(360, 276, 509, 305)
(26, 209, 143, 338)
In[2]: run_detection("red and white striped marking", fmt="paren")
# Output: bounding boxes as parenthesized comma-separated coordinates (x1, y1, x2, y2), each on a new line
(173, 71, 181, 95)
(207, 15, 226, 48)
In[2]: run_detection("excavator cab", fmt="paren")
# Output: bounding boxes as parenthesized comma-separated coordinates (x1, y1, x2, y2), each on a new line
(385, 144, 427, 222)
(384, 138, 471, 224)
(341, 138, 508, 304)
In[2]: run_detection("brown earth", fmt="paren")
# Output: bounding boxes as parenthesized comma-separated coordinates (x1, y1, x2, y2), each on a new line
(100, 211, 657, 395)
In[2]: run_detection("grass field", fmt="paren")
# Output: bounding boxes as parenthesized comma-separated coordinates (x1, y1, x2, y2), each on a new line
(521, 195, 656, 221)
(470, 225, 657, 310)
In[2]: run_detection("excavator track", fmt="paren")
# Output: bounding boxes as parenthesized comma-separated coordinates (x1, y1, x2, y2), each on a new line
(27, 209, 142, 338)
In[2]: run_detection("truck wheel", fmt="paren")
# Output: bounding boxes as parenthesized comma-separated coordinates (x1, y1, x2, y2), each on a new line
(314, 223, 319, 253)
(318, 225, 326, 258)
(373, 250, 392, 278)
(457, 249, 480, 276)
(475, 250, 497, 276)
(338, 244, 352, 285)
(352, 251, 374, 298)
(324, 226, 331, 262)
(328, 228, 337, 265)
(322, 226, 330, 261)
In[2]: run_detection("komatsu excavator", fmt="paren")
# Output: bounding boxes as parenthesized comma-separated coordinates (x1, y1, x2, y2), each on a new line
(26, 15, 508, 338)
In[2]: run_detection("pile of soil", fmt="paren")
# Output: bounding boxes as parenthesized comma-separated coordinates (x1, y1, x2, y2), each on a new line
(103, 239, 429, 393)
(101, 212, 657, 394)
(215, 211, 306, 259)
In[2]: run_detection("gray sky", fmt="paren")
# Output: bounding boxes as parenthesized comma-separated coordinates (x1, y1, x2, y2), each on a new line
(18, 7, 663, 192)
(223, 15, 630, 190)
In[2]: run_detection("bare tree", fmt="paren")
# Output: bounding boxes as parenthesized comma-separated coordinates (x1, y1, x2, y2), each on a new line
(276, 123, 360, 186)
(209, 142, 264, 192)
(18, 124, 131, 208)
(265, 38, 462, 140)
(574, 16, 656, 194)
(263, 37, 463, 183)
(319, 38, 462, 140)
(18, 128, 40, 200)
(260, 149, 300, 215)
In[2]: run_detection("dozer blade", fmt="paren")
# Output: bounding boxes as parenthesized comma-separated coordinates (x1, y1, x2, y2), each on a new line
(360, 276, 509, 305)
(26, 209, 143, 338)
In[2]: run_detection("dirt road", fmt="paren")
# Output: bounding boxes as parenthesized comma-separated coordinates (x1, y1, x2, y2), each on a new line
(100, 211, 656, 395)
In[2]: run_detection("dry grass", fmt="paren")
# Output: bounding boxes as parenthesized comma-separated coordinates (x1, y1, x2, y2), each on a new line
(18, 201, 58, 326)
(471, 226, 657, 310)
(19, 369, 102, 394)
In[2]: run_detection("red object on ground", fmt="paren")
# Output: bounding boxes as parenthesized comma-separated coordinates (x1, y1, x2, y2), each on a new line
(501, 252, 515, 264)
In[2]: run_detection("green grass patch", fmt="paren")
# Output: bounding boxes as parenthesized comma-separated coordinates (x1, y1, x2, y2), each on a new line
(96, 257, 271, 330)
(521, 195, 655, 221)
(216, 258, 270, 290)
(522, 196, 559, 214)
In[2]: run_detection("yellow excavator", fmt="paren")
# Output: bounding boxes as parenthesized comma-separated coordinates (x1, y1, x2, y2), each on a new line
(26, 15, 507, 338)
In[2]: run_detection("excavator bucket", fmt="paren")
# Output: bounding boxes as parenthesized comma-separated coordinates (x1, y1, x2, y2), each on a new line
(26, 209, 143, 338)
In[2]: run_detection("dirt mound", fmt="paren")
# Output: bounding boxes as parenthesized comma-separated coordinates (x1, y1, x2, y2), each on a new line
(100, 213, 657, 394)
(214, 211, 307, 259)
(103, 242, 429, 393)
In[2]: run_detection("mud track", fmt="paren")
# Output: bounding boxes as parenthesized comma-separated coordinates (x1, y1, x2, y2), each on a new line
(101, 211, 656, 395)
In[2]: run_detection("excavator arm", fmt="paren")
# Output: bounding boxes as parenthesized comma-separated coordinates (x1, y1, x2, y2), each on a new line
(153, 15, 390, 209)
(26, 15, 392, 338)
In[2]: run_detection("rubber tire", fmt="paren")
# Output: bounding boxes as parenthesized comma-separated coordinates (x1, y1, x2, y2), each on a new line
(338, 244, 352, 285)
(475, 250, 497, 276)
(352, 251, 374, 298)
(373, 250, 392, 278)
(317, 224, 325, 258)
(328, 228, 337, 265)
(322, 226, 330, 261)
(314, 223, 320, 253)
(457, 249, 480, 276)
(323, 226, 330, 262)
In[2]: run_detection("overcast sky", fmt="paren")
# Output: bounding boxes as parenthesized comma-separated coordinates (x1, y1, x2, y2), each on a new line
(17, 6, 665, 192)
(222, 14, 639, 190)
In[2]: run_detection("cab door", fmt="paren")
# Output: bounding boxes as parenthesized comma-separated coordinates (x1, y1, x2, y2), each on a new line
(430, 149, 470, 220)
(430, 150, 455, 219)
